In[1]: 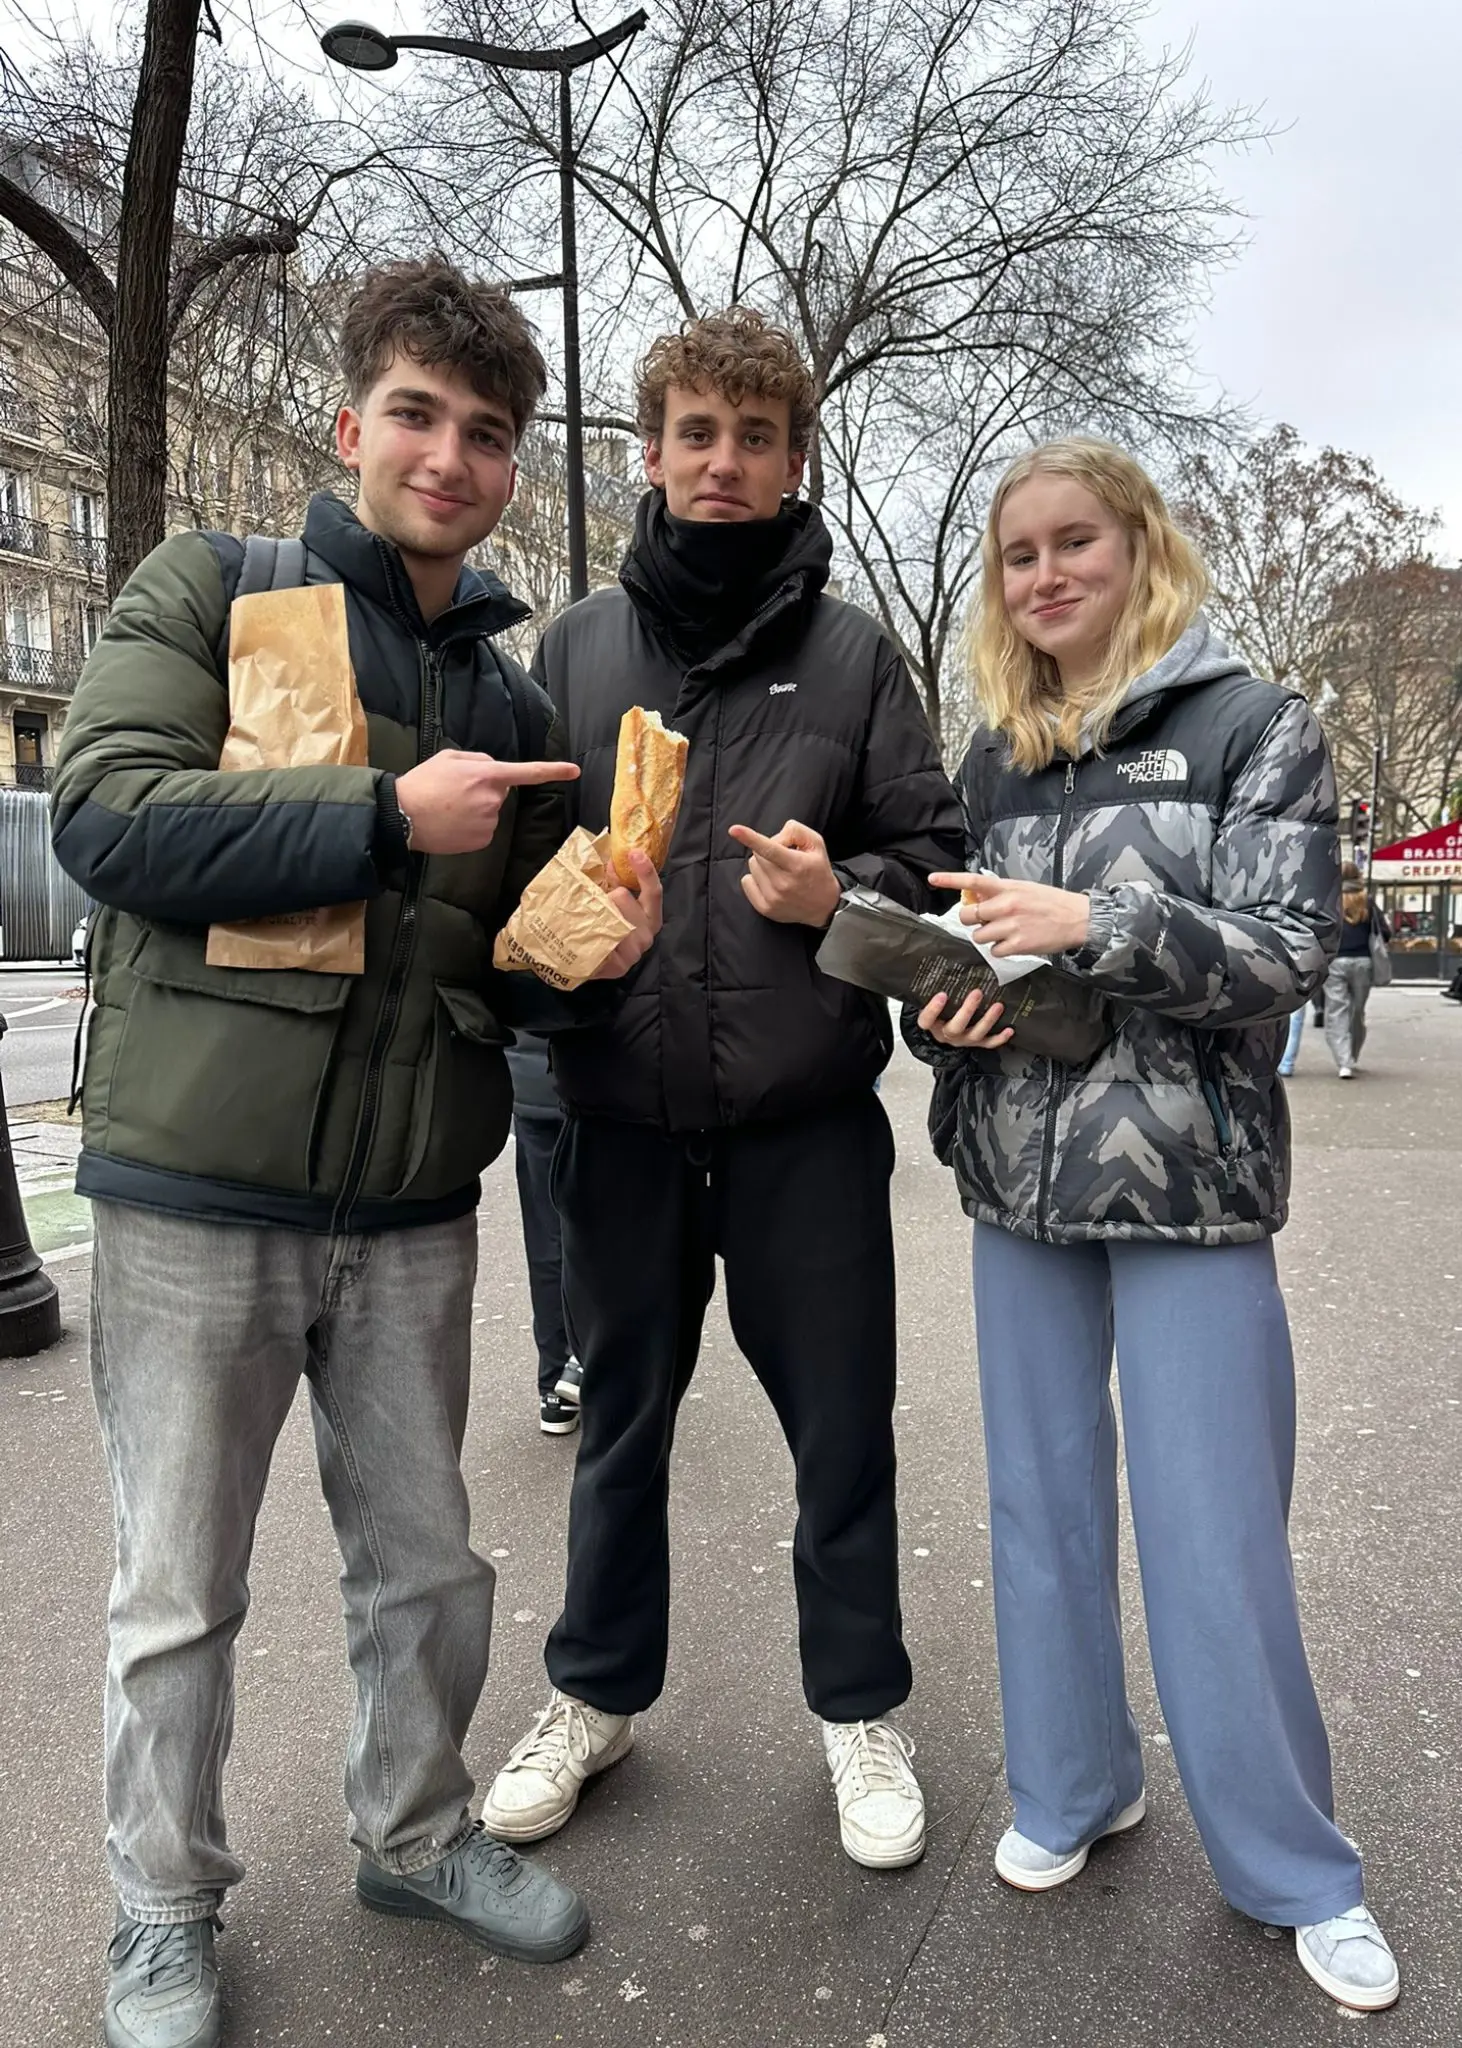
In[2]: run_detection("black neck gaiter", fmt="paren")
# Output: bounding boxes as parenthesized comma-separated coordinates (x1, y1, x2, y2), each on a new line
(631, 492, 801, 663)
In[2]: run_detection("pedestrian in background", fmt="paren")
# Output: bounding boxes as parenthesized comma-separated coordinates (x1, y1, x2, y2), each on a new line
(1323, 861, 1391, 1078)
(908, 436, 1397, 2012)
(1277, 1000, 1306, 1078)
(504, 1033, 582, 1433)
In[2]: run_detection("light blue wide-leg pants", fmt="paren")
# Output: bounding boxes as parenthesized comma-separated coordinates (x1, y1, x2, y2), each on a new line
(973, 1222, 1365, 1925)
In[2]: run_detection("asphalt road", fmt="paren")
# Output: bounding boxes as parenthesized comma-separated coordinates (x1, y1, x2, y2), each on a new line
(0, 967, 85, 1108)
(1, 985, 1458, 2047)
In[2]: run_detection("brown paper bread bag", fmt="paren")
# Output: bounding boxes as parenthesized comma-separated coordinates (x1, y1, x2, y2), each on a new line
(492, 828, 634, 991)
(206, 582, 369, 974)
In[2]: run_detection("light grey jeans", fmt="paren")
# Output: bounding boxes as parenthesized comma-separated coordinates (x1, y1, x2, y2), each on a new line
(89, 1199, 493, 1924)
(1323, 955, 1374, 1070)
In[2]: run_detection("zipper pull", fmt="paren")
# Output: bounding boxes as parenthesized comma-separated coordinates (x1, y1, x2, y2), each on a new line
(1064, 761, 1075, 795)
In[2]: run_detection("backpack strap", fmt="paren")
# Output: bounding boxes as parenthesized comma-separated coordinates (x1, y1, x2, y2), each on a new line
(213, 534, 308, 669)
(487, 641, 551, 761)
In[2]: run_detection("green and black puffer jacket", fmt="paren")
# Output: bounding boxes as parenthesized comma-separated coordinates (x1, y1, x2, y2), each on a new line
(52, 492, 571, 1233)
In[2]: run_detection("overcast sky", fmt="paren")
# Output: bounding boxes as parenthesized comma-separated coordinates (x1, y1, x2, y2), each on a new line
(1139, 0, 1462, 557)
(8, 0, 1461, 556)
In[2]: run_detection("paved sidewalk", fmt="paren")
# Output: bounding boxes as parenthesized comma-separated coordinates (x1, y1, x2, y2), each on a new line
(1, 986, 1457, 2046)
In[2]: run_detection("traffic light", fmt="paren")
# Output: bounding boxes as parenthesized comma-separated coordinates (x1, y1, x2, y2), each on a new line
(1349, 797, 1372, 864)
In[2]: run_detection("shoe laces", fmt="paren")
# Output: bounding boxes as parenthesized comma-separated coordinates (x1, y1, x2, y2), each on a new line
(1307, 1905, 1387, 1957)
(450, 1825, 526, 1894)
(827, 1719, 917, 1799)
(504, 1691, 593, 1776)
(109, 1917, 218, 1995)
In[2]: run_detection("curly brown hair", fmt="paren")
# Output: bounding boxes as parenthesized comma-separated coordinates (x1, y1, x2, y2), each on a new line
(339, 256, 547, 439)
(635, 308, 817, 452)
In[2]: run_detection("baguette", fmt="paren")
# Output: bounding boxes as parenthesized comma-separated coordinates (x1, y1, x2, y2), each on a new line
(609, 706, 689, 887)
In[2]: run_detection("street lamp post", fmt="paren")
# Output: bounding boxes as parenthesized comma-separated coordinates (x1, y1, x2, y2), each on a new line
(322, 13, 647, 605)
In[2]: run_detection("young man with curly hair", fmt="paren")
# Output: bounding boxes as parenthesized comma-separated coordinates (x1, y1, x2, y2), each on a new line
(484, 309, 962, 1869)
(53, 257, 659, 2048)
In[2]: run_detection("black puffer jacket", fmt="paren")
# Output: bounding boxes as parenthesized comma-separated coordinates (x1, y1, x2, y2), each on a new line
(533, 497, 963, 1128)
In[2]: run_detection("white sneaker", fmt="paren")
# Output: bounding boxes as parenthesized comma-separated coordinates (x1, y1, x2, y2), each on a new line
(994, 1793, 1146, 1892)
(822, 1719, 926, 1869)
(481, 1691, 634, 1844)
(1338, 1066, 1354, 1079)
(1295, 1905, 1400, 2011)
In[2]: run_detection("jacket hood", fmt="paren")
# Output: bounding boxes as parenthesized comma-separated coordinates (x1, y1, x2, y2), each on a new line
(1090, 615, 1253, 754)
(303, 492, 531, 645)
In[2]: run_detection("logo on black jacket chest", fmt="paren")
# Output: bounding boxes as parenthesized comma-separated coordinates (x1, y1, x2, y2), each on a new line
(768, 682, 797, 696)
(1116, 747, 1189, 786)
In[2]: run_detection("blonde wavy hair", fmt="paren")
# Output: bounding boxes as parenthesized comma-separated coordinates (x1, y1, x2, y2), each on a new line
(972, 437, 1210, 773)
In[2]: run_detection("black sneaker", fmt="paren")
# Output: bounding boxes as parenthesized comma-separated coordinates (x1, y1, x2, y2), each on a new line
(539, 1394, 580, 1435)
(356, 1823, 589, 1963)
(554, 1358, 584, 1407)
(105, 1912, 221, 2048)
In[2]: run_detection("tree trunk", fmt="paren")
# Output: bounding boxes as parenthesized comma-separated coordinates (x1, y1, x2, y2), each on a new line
(106, 0, 202, 597)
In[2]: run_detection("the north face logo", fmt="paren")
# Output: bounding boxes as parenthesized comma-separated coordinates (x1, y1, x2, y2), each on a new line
(1117, 748, 1189, 784)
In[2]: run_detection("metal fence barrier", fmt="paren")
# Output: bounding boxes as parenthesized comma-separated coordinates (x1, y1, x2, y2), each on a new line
(0, 787, 88, 961)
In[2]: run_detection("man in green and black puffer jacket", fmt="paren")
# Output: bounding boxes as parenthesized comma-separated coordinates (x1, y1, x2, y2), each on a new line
(51, 258, 658, 2048)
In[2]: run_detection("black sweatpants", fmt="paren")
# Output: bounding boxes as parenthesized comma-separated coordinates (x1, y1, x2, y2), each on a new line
(512, 1110, 571, 1399)
(545, 1091, 912, 1722)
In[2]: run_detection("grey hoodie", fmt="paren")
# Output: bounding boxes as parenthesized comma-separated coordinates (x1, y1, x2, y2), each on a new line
(906, 620, 1341, 1245)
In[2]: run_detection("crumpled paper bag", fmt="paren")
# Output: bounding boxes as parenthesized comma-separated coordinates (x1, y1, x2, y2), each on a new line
(492, 827, 633, 991)
(206, 582, 368, 974)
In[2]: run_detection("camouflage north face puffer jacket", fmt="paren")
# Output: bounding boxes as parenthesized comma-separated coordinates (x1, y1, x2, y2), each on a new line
(906, 620, 1340, 1245)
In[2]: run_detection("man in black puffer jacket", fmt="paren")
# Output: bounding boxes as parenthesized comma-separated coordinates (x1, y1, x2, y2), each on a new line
(483, 311, 963, 1872)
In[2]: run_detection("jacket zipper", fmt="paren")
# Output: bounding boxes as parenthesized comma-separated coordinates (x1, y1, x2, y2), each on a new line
(331, 641, 441, 1229)
(1034, 758, 1078, 1238)
(1191, 1030, 1236, 1156)
(670, 585, 799, 1129)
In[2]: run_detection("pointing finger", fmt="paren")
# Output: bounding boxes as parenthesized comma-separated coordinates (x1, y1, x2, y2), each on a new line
(728, 824, 800, 869)
(494, 760, 583, 787)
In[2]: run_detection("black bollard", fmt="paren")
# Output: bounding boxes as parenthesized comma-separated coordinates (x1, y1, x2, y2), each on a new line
(0, 1014, 62, 1356)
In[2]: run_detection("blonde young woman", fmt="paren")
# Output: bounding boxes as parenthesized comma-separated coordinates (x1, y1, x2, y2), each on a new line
(906, 439, 1399, 2011)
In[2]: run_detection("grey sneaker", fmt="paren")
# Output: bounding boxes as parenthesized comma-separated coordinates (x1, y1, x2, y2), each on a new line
(1296, 1905, 1400, 2011)
(356, 1823, 588, 1963)
(995, 1793, 1146, 1892)
(105, 1912, 221, 2048)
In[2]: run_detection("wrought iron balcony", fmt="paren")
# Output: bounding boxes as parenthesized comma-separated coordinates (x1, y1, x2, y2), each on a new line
(0, 642, 79, 694)
(63, 411, 105, 457)
(0, 509, 50, 559)
(60, 526, 107, 579)
(0, 390, 43, 438)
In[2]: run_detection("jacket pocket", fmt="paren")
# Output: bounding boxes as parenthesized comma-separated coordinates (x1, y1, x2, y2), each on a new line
(106, 925, 352, 1190)
(1189, 1030, 1240, 1169)
(395, 982, 514, 1199)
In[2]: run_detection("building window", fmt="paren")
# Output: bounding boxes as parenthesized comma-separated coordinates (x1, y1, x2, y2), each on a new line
(79, 601, 107, 655)
(13, 711, 48, 786)
(14, 712, 46, 761)
(71, 489, 106, 539)
(3, 588, 52, 686)
(1, 467, 32, 518)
